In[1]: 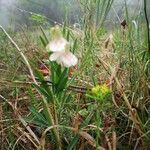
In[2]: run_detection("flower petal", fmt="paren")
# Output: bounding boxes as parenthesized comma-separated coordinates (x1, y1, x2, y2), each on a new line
(49, 52, 62, 61)
(47, 38, 68, 52)
(60, 52, 78, 67)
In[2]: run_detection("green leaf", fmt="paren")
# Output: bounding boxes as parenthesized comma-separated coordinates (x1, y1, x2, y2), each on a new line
(23, 115, 47, 127)
(33, 84, 53, 103)
(28, 106, 47, 124)
(63, 21, 67, 36)
(66, 29, 70, 41)
(34, 68, 45, 81)
(78, 109, 88, 117)
(40, 35, 47, 47)
(80, 108, 95, 128)
(72, 39, 77, 53)
(56, 68, 68, 92)
(67, 134, 80, 150)
(34, 69, 53, 103)
(40, 26, 49, 44)
(50, 62, 60, 84)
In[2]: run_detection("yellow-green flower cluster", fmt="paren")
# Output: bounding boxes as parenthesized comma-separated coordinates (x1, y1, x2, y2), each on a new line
(91, 84, 111, 101)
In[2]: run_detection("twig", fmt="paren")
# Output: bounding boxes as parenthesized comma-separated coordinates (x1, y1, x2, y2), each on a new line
(37, 78, 88, 93)
(0, 79, 88, 93)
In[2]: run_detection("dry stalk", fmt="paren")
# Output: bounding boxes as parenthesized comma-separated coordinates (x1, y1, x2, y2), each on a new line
(0, 25, 37, 85)
(112, 131, 116, 150)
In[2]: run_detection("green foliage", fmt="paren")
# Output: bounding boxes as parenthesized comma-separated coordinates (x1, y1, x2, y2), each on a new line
(79, 0, 114, 28)
(29, 13, 48, 25)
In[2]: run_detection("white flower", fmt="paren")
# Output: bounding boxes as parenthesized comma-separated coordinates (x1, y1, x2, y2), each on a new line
(46, 37, 68, 52)
(46, 25, 68, 52)
(49, 50, 78, 68)
(47, 38, 78, 67)
(47, 25, 78, 67)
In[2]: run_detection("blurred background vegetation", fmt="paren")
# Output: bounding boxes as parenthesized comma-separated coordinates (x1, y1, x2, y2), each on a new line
(0, 0, 149, 29)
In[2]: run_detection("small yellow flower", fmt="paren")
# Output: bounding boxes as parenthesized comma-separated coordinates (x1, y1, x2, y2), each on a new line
(91, 84, 111, 101)
(92, 85, 101, 94)
(100, 84, 110, 94)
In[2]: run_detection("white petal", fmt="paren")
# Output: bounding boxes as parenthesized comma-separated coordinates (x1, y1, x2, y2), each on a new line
(49, 52, 62, 61)
(60, 52, 78, 67)
(48, 38, 68, 52)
